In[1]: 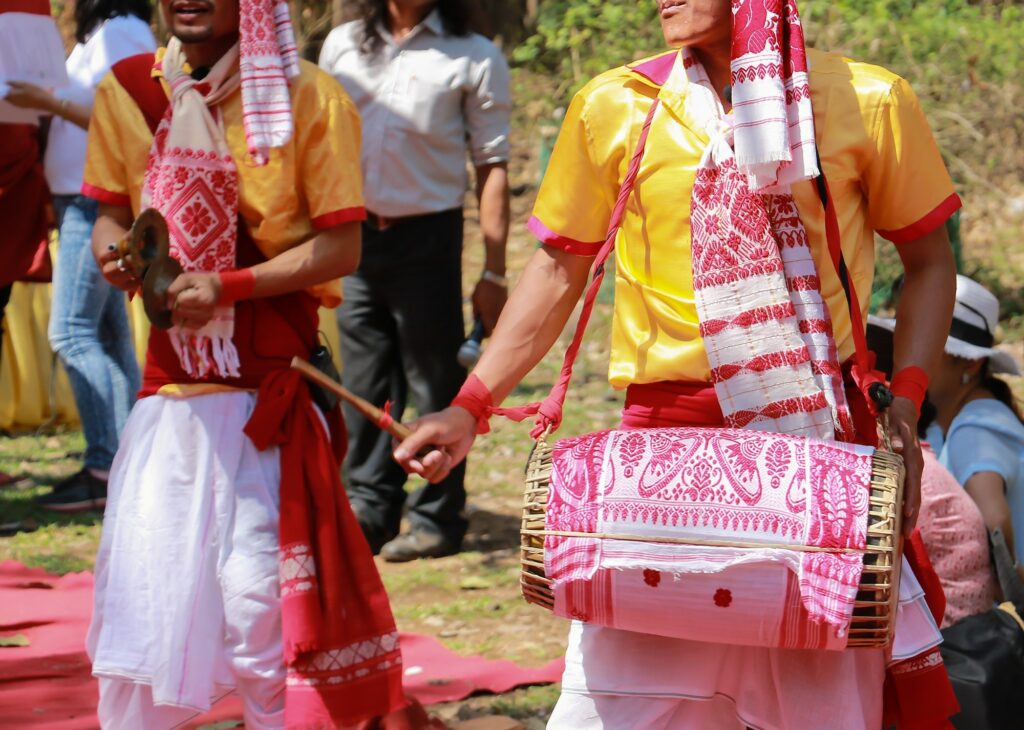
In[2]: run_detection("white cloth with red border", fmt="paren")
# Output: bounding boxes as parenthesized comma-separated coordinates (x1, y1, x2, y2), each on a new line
(544, 426, 940, 655)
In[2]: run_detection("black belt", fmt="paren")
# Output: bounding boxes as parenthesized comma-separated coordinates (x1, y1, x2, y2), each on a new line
(363, 208, 460, 232)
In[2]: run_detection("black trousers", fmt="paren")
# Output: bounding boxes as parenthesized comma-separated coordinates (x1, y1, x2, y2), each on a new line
(338, 209, 468, 544)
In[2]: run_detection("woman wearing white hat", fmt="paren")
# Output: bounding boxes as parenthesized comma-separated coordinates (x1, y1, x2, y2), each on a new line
(930, 276, 1024, 562)
(878, 274, 1024, 565)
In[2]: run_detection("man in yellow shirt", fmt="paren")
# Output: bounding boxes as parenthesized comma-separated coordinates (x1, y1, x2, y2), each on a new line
(81, 0, 405, 725)
(397, 0, 959, 728)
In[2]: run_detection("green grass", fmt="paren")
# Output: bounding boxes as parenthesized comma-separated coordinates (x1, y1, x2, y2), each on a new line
(488, 684, 562, 720)
(0, 429, 101, 574)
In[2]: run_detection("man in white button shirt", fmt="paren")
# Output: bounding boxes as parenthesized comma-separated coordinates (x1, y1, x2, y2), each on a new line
(319, 0, 511, 562)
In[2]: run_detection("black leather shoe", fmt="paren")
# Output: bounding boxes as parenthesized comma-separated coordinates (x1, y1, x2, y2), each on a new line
(34, 469, 107, 512)
(350, 502, 396, 555)
(380, 529, 459, 563)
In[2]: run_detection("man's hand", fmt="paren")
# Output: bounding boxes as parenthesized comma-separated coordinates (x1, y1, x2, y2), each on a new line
(471, 278, 507, 335)
(4, 81, 56, 112)
(167, 272, 222, 330)
(95, 243, 142, 292)
(888, 396, 922, 535)
(394, 407, 478, 484)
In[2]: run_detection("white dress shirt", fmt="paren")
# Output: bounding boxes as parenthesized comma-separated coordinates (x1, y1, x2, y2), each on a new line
(319, 10, 510, 218)
(44, 15, 156, 195)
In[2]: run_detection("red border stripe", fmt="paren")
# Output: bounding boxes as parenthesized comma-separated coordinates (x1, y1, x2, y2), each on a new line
(312, 206, 367, 230)
(878, 193, 962, 244)
(527, 215, 603, 256)
(81, 182, 130, 206)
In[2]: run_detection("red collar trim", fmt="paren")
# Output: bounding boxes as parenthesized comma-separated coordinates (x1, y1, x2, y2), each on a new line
(627, 51, 678, 87)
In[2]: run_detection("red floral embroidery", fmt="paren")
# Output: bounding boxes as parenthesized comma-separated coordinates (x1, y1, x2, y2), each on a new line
(180, 201, 213, 237)
(643, 569, 661, 588)
(714, 588, 732, 608)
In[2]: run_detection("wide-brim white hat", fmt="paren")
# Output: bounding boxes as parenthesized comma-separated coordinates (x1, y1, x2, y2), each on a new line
(868, 275, 1022, 376)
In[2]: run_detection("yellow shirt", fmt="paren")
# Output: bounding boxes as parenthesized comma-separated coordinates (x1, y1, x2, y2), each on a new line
(82, 52, 365, 307)
(530, 49, 960, 389)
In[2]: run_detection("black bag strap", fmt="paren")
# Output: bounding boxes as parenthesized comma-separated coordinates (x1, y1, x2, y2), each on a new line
(990, 528, 1024, 612)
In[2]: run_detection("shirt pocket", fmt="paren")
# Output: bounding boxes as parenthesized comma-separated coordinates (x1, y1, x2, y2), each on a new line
(397, 72, 462, 137)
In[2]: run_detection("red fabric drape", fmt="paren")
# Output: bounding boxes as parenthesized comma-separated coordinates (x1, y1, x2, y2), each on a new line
(245, 371, 406, 727)
(0, 0, 56, 286)
(883, 532, 959, 730)
(0, 124, 51, 288)
(0, 0, 50, 13)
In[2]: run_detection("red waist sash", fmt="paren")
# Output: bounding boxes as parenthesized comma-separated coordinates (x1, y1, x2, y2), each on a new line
(622, 380, 723, 430)
(139, 291, 318, 396)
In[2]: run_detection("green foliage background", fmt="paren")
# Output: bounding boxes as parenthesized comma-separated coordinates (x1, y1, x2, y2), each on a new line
(514, 0, 1023, 98)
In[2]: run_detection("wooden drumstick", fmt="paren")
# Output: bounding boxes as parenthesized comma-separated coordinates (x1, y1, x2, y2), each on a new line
(290, 356, 413, 442)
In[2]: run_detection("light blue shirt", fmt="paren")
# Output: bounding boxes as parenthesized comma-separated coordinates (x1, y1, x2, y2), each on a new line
(927, 399, 1024, 563)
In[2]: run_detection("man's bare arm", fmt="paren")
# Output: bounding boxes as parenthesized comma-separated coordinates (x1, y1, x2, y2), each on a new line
(891, 224, 958, 532)
(472, 161, 510, 334)
(92, 205, 361, 328)
(168, 223, 362, 327)
(394, 245, 593, 482)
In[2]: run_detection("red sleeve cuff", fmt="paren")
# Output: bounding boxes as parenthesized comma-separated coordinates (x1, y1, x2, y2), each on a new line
(81, 182, 130, 206)
(527, 215, 603, 256)
(878, 193, 962, 244)
(311, 206, 367, 230)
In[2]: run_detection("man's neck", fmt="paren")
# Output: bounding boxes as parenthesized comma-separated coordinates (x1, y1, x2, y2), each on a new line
(181, 34, 239, 70)
(693, 41, 732, 111)
(387, 2, 434, 42)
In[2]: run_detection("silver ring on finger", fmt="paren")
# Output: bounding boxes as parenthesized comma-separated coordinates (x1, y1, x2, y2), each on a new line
(116, 258, 127, 273)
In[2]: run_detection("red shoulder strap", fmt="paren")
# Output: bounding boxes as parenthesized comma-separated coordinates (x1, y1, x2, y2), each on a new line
(111, 53, 169, 134)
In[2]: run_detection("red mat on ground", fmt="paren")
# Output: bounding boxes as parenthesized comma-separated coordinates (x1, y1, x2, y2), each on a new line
(0, 561, 563, 729)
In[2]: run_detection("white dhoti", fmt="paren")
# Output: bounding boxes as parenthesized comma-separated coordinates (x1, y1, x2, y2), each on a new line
(548, 621, 885, 730)
(547, 562, 942, 730)
(87, 392, 286, 729)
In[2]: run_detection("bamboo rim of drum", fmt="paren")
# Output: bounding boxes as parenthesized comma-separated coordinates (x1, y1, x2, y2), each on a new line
(520, 429, 906, 648)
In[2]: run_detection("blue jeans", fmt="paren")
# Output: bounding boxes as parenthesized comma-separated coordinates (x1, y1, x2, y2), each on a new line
(49, 195, 140, 471)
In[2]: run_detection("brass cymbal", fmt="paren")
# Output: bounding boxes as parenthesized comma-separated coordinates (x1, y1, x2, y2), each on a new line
(118, 208, 180, 330)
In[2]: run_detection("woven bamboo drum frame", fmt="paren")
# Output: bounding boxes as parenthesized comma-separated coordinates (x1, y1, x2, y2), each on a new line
(521, 435, 906, 649)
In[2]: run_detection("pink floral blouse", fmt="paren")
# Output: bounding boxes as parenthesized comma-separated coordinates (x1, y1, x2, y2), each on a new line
(918, 447, 998, 627)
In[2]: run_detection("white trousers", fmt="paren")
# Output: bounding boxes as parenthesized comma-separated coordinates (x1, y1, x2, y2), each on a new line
(548, 692, 752, 730)
(97, 680, 282, 730)
(88, 393, 286, 729)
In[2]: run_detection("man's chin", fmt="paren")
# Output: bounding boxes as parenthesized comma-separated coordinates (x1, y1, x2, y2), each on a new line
(171, 25, 215, 43)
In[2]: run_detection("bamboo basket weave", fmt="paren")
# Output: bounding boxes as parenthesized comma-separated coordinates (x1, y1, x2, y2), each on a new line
(520, 434, 906, 649)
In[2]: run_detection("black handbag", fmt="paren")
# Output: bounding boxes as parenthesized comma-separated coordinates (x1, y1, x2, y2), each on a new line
(307, 343, 341, 414)
(941, 528, 1024, 730)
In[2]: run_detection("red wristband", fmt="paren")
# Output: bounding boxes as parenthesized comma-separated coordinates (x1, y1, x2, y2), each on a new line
(451, 374, 493, 435)
(890, 366, 929, 415)
(218, 268, 256, 304)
